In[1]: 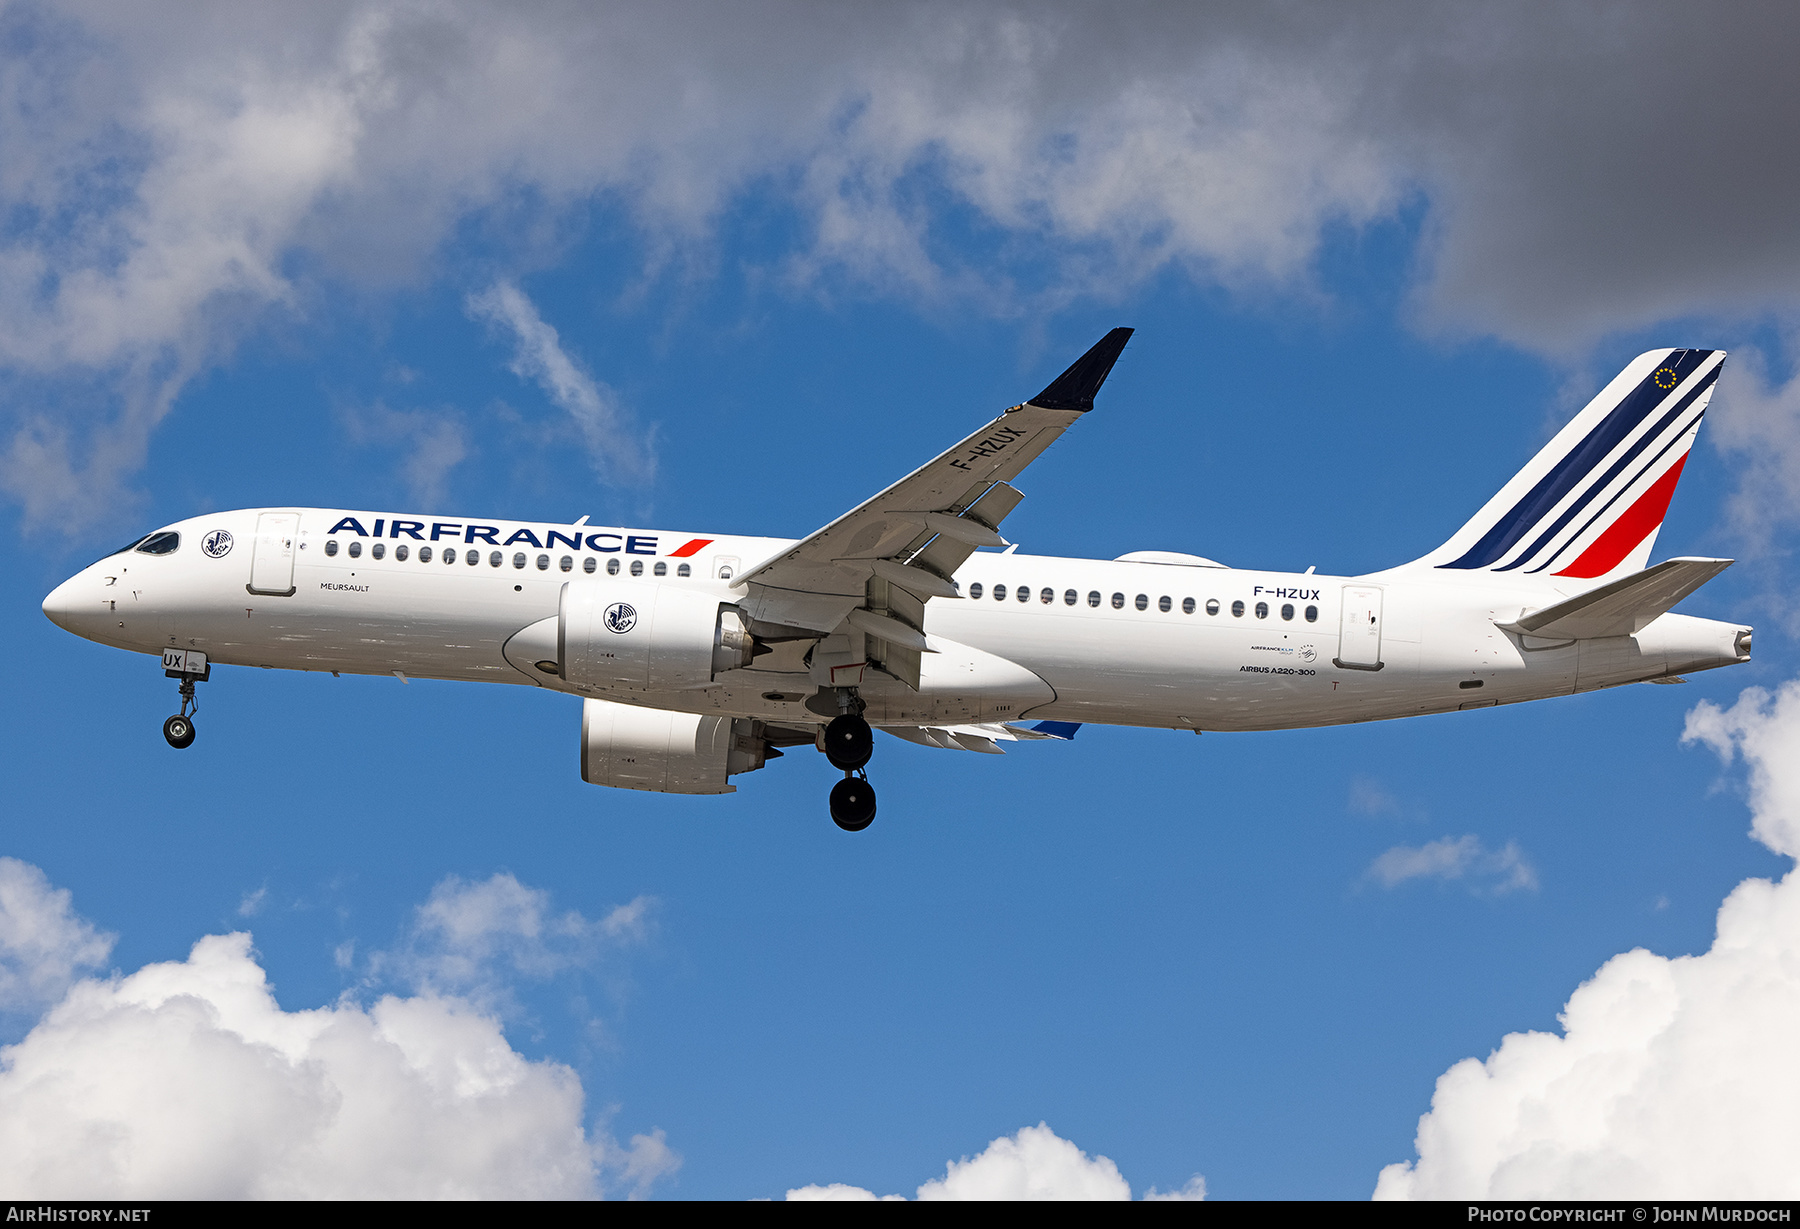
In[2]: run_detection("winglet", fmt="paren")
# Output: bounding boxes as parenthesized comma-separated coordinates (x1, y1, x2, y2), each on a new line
(1028, 328, 1133, 412)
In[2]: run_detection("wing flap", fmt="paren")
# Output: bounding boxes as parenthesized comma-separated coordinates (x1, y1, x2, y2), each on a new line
(878, 720, 1077, 754)
(1497, 556, 1732, 640)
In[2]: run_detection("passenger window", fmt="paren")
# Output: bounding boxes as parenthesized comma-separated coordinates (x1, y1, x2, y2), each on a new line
(1182, 597, 1195, 614)
(969, 583, 983, 599)
(134, 532, 180, 555)
(536, 554, 548, 570)
(1281, 603, 1294, 621)
(372, 543, 385, 560)
(1088, 591, 1101, 607)
(446, 548, 457, 564)
(719, 566, 733, 580)
(1064, 589, 1077, 606)
(654, 561, 667, 577)
(418, 546, 432, 563)
(1134, 594, 1148, 611)
(1158, 596, 1171, 612)
(1254, 601, 1269, 618)
(606, 558, 620, 575)
(994, 584, 1007, 601)
(678, 563, 691, 577)
(1206, 599, 1219, 615)
(1017, 586, 1029, 603)
(513, 552, 527, 569)
(1111, 592, 1124, 609)
(630, 560, 644, 577)
(348, 540, 362, 558)
(1305, 605, 1318, 623)
(584, 558, 597, 574)
(395, 544, 410, 561)
(324, 540, 339, 557)
(488, 551, 502, 567)
(1231, 600, 1245, 617)
(560, 555, 573, 572)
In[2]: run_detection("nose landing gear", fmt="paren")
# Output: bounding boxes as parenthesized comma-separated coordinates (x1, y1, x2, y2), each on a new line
(819, 691, 877, 831)
(161, 649, 208, 749)
(163, 710, 196, 749)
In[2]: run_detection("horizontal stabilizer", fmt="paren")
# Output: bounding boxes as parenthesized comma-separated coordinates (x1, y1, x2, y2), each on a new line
(1497, 557, 1732, 640)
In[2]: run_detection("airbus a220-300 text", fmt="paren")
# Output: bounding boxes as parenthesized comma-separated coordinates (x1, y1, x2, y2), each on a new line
(42, 331, 1751, 830)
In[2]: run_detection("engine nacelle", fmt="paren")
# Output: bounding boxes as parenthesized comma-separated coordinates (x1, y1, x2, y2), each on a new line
(580, 698, 770, 794)
(558, 578, 754, 695)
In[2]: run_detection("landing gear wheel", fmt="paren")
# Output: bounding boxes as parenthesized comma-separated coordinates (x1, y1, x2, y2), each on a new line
(823, 714, 873, 770)
(829, 777, 877, 831)
(163, 714, 196, 749)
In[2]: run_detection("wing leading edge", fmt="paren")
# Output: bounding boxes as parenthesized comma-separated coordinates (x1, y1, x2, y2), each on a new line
(732, 328, 1133, 688)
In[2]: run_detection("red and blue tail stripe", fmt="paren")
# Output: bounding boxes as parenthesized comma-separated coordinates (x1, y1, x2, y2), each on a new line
(1417, 349, 1723, 583)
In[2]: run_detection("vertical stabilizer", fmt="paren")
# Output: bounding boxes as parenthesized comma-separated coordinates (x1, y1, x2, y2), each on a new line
(1411, 349, 1724, 582)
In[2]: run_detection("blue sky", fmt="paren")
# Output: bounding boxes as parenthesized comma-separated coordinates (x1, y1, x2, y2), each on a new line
(3, 3, 1800, 1200)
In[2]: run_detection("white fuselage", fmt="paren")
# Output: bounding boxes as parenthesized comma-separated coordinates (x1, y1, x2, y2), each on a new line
(43, 507, 1751, 735)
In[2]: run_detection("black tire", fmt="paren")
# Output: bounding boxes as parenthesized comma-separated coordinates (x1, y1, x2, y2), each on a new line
(823, 714, 874, 770)
(162, 714, 196, 749)
(829, 777, 877, 831)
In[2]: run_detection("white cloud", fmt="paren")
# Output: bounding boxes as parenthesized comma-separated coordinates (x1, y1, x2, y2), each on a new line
(1706, 347, 1800, 583)
(1374, 678, 1800, 1200)
(465, 282, 653, 485)
(1682, 681, 1800, 861)
(16, 4, 1800, 525)
(338, 400, 469, 508)
(374, 872, 653, 1010)
(0, 865, 676, 1199)
(1366, 836, 1538, 895)
(785, 1123, 1191, 1201)
(0, 858, 115, 1015)
(1348, 774, 1402, 818)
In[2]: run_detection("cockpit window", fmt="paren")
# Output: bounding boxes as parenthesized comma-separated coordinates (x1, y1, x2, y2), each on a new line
(110, 535, 150, 556)
(134, 532, 180, 556)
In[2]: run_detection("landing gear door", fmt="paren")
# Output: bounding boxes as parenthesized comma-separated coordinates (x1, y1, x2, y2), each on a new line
(1334, 585, 1385, 671)
(248, 513, 299, 596)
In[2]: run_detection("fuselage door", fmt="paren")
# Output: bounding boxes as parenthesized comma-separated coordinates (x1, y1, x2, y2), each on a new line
(248, 512, 300, 596)
(713, 555, 741, 581)
(1334, 585, 1384, 671)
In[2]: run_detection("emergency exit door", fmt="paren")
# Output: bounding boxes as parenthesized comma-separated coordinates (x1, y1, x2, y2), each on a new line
(1334, 585, 1384, 671)
(248, 513, 299, 596)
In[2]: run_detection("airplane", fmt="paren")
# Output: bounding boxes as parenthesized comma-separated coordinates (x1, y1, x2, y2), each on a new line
(41, 330, 1751, 831)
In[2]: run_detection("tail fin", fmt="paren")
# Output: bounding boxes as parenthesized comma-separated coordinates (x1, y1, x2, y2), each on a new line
(1412, 349, 1725, 582)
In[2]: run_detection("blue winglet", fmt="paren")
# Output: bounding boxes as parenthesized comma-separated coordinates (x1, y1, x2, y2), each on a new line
(1031, 721, 1081, 740)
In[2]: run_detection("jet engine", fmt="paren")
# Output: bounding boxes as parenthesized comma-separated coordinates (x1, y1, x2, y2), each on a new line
(562, 578, 754, 693)
(580, 697, 771, 794)
(504, 579, 756, 695)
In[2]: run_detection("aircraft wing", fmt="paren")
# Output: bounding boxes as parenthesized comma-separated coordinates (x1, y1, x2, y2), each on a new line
(732, 328, 1132, 687)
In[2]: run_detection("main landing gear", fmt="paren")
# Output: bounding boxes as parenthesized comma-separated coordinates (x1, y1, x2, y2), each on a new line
(822, 695, 877, 832)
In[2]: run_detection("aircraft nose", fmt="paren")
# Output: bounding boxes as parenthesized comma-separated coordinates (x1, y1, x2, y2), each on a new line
(42, 575, 83, 632)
